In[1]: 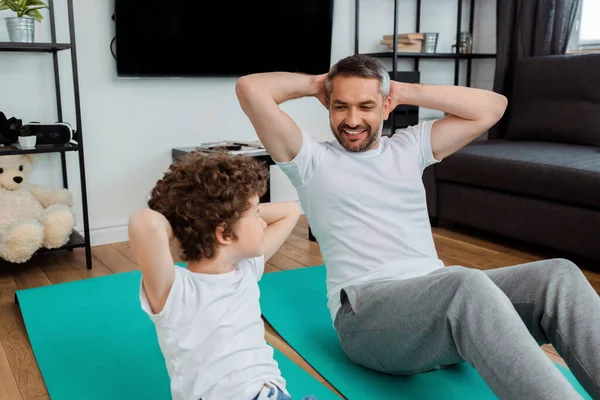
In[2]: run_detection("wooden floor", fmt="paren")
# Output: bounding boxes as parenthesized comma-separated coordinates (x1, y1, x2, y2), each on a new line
(0, 215, 598, 399)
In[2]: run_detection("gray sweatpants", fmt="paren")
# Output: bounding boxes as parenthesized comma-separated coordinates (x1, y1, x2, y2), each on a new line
(334, 258, 599, 399)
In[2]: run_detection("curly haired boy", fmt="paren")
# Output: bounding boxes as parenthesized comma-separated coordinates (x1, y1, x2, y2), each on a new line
(128, 151, 314, 400)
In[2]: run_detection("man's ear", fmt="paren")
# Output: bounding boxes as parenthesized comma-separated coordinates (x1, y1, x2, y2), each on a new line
(383, 96, 393, 120)
(215, 224, 234, 246)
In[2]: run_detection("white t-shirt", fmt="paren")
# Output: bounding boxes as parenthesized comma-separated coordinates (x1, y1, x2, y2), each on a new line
(276, 120, 446, 322)
(139, 255, 288, 400)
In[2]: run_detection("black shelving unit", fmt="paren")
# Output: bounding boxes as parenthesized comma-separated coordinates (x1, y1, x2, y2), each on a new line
(0, 0, 92, 269)
(355, 0, 496, 130)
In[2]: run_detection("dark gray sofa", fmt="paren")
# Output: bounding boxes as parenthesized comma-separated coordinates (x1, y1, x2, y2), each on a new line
(424, 53, 600, 262)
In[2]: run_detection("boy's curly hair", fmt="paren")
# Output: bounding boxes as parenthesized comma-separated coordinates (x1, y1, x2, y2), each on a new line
(148, 151, 268, 261)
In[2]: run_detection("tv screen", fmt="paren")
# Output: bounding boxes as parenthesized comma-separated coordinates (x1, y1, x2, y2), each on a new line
(114, 0, 334, 77)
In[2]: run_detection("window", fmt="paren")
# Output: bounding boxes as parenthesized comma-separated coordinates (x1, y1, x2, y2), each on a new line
(569, 0, 600, 52)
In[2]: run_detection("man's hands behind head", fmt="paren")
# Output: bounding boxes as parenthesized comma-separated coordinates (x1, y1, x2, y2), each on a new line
(313, 73, 329, 109)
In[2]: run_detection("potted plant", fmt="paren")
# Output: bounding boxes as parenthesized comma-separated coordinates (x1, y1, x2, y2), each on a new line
(0, 0, 48, 43)
(18, 125, 36, 149)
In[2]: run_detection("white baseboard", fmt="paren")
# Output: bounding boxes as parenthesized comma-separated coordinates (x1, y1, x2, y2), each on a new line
(77, 224, 128, 246)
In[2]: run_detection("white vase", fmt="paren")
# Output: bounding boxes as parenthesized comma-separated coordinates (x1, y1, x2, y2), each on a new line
(5, 17, 35, 43)
(19, 135, 36, 149)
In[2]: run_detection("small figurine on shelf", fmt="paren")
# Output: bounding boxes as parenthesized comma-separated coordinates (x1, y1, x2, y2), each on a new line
(18, 125, 36, 149)
(0, 152, 75, 263)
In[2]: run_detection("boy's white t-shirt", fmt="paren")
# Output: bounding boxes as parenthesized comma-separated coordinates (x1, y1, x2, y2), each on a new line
(276, 121, 446, 322)
(139, 255, 288, 400)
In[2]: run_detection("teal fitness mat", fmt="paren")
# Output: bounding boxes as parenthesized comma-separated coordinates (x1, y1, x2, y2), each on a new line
(15, 268, 337, 400)
(258, 265, 592, 399)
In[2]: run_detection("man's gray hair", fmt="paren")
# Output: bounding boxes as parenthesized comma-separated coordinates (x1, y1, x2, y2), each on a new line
(325, 54, 391, 100)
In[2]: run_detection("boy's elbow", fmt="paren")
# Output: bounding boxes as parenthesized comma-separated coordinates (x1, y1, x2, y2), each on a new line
(290, 202, 302, 219)
(128, 209, 158, 236)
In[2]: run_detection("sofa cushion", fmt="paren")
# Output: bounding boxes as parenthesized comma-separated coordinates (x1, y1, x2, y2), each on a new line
(505, 53, 600, 147)
(436, 140, 600, 209)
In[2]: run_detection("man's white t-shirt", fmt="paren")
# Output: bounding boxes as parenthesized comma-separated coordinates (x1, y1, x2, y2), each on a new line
(276, 120, 446, 322)
(139, 255, 288, 400)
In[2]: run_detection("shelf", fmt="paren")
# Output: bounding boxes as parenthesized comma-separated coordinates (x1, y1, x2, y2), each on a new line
(362, 52, 497, 59)
(37, 230, 86, 254)
(0, 230, 85, 269)
(0, 42, 71, 52)
(0, 142, 79, 156)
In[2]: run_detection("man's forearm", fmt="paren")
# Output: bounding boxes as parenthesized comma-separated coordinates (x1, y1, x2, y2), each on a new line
(236, 72, 321, 105)
(393, 82, 507, 122)
(259, 201, 301, 225)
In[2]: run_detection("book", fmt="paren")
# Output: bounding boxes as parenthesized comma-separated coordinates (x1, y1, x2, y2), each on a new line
(195, 147, 266, 155)
(228, 140, 264, 148)
(194, 141, 266, 155)
(382, 33, 424, 40)
(380, 41, 422, 52)
(380, 38, 422, 45)
(196, 140, 264, 150)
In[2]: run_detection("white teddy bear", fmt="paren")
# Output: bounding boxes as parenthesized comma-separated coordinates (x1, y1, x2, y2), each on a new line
(0, 152, 75, 263)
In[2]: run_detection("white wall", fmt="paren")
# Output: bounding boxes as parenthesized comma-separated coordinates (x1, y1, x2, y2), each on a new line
(0, 0, 495, 245)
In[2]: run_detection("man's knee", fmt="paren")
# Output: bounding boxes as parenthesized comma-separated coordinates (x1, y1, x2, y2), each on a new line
(547, 257, 579, 273)
(446, 267, 496, 293)
(544, 258, 584, 286)
(445, 267, 509, 307)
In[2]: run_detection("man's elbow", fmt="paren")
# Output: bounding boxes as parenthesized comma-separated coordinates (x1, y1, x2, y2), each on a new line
(492, 94, 508, 122)
(479, 94, 507, 129)
(235, 76, 257, 103)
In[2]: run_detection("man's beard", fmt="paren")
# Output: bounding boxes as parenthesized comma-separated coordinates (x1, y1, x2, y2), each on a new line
(331, 122, 382, 153)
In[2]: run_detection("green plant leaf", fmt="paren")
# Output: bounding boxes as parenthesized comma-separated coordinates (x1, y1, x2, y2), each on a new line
(26, 0, 47, 8)
(24, 7, 43, 22)
(2, 0, 21, 12)
(24, 5, 45, 12)
(5, 0, 20, 8)
(0, 1, 10, 11)
(19, 126, 32, 137)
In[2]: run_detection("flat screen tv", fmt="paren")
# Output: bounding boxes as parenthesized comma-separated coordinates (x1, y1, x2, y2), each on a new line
(114, 0, 334, 77)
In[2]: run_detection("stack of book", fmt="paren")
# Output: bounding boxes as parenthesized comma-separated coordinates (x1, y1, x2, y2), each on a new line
(380, 33, 424, 52)
(194, 140, 266, 155)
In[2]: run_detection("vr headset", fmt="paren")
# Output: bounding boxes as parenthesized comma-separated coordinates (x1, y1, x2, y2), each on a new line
(0, 113, 73, 146)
